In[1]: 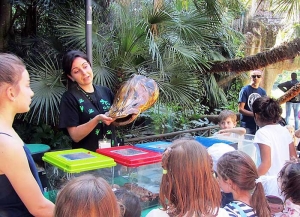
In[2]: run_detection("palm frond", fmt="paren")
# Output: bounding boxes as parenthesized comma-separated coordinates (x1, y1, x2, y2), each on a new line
(147, 29, 165, 71)
(21, 53, 66, 125)
(54, 7, 86, 50)
(203, 73, 227, 108)
(270, 0, 300, 22)
(149, 62, 200, 108)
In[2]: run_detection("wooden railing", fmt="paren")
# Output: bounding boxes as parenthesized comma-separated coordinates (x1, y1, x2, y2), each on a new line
(124, 125, 219, 145)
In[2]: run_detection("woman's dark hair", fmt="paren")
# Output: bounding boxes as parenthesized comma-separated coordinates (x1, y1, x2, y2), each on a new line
(252, 96, 282, 123)
(61, 50, 91, 89)
(62, 50, 90, 76)
(114, 188, 141, 217)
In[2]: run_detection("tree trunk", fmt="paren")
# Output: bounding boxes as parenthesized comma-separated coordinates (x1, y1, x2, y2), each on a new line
(151, 0, 164, 37)
(22, 1, 38, 37)
(209, 37, 300, 73)
(0, 0, 12, 51)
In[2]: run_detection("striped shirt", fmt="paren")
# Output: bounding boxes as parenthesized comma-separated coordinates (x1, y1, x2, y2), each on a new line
(224, 201, 257, 217)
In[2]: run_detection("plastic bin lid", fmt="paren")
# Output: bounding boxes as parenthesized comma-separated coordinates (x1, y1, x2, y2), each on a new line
(194, 136, 235, 148)
(25, 144, 50, 154)
(42, 148, 116, 173)
(135, 141, 171, 153)
(96, 145, 162, 167)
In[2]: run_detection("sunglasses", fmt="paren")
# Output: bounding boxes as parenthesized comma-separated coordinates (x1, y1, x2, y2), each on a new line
(251, 75, 262, 78)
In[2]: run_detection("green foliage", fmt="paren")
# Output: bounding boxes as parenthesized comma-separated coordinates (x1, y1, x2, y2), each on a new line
(220, 77, 244, 112)
(13, 120, 72, 150)
(5, 0, 249, 141)
(270, 0, 300, 22)
(6, 0, 247, 126)
(19, 52, 66, 125)
(143, 102, 211, 134)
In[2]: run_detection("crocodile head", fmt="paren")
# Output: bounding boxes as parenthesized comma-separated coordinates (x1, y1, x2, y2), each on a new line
(106, 74, 159, 126)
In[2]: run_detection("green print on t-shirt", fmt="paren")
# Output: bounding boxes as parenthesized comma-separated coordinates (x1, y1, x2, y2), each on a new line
(88, 108, 94, 114)
(100, 99, 111, 111)
(106, 130, 112, 135)
(95, 129, 100, 135)
(78, 99, 84, 112)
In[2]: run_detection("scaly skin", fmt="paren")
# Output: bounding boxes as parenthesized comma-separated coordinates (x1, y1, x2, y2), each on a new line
(106, 74, 159, 126)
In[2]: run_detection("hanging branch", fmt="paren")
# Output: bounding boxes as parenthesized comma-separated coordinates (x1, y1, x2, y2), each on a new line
(277, 83, 300, 105)
(208, 37, 300, 73)
(208, 37, 300, 104)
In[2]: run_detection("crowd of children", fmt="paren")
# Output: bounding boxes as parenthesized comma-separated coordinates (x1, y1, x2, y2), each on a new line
(210, 97, 299, 216)
(51, 96, 300, 217)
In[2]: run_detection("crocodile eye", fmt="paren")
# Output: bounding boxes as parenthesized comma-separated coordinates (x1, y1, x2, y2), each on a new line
(132, 103, 138, 107)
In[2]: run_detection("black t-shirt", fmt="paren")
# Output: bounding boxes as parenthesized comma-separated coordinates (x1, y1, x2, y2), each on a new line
(59, 85, 114, 151)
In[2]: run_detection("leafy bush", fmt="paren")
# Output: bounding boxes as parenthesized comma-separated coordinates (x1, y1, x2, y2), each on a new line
(13, 120, 72, 150)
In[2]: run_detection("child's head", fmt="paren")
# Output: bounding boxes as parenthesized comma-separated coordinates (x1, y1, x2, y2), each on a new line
(114, 188, 141, 217)
(218, 110, 237, 129)
(217, 151, 270, 217)
(160, 139, 221, 216)
(278, 159, 300, 205)
(54, 174, 120, 217)
(217, 151, 257, 193)
(252, 96, 282, 126)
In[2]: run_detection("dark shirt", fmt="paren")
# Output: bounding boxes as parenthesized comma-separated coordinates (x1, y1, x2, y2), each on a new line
(238, 85, 267, 129)
(0, 138, 43, 217)
(278, 79, 300, 102)
(59, 85, 114, 151)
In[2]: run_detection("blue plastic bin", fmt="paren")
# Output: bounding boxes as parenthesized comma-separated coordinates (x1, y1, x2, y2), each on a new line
(194, 136, 236, 149)
(135, 141, 172, 153)
(136, 138, 236, 153)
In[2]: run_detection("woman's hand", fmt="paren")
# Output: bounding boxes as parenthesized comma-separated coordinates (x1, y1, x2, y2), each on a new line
(67, 114, 114, 142)
(97, 114, 114, 126)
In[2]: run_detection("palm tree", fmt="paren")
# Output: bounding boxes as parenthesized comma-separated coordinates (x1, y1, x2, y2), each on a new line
(269, 0, 300, 22)
(15, 0, 246, 126)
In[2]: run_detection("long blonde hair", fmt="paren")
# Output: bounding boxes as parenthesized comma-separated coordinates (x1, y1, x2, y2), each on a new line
(160, 139, 222, 217)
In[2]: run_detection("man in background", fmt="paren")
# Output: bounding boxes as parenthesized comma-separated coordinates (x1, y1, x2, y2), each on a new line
(238, 70, 267, 134)
(278, 72, 300, 130)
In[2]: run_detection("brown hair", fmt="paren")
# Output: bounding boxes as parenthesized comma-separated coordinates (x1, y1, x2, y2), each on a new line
(0, 53, 25, 86)
(279, 159, 300, 205)
(218, 110, 237, 123)
(160, 139, 222, 217)
(114, 188, 141, 217)
(54, 174, 120, 217)
(217, 151, 270, 217)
